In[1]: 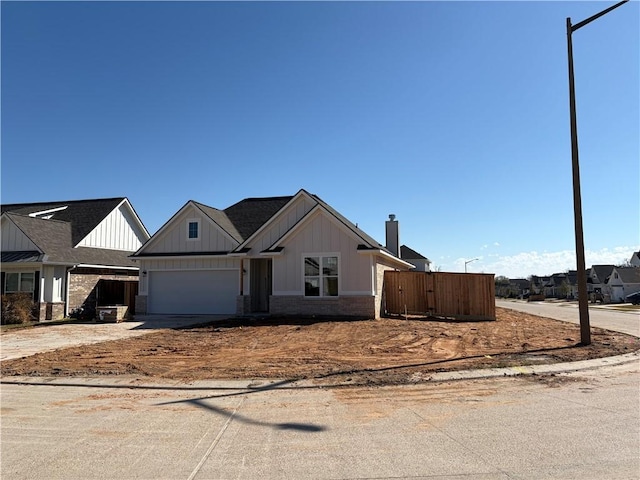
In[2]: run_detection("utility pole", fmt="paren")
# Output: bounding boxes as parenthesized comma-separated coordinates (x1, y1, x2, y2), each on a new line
(566, 0, 628, 346)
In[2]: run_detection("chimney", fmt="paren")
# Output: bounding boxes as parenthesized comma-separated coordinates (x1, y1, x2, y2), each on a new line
(385, 214, 399, 257)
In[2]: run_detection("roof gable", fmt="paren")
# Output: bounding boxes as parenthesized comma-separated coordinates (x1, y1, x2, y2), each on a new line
(590, 264, 615, 284)
(611, 266, 640, 284)
(133, 201, 241, 256)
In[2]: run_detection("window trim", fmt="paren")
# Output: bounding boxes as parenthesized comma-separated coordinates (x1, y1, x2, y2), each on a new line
(303, 253, 340, 297)
(186, 218, 201, 241)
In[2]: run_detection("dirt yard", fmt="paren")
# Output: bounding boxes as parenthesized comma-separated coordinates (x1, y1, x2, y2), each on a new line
(1, 307, 638, 385)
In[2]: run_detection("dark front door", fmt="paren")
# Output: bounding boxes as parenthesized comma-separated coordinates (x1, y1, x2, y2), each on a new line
(251, 259, 272, 313)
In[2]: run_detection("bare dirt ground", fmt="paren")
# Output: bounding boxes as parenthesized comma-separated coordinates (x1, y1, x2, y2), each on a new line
(1, 307, 638, 385)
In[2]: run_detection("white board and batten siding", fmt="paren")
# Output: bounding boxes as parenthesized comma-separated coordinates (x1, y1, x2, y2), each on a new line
(246, 195, 317, 253)
(140, 206, 238, 255)
(271, 209, 373, 295)
(77, 202, 149, 251)
(1, 217, 39, 252)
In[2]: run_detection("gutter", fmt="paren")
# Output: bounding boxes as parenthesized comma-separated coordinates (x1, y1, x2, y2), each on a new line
(357, 247, 415, 269)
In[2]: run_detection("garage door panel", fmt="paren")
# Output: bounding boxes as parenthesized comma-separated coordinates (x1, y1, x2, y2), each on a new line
(148, 270, 238, 314)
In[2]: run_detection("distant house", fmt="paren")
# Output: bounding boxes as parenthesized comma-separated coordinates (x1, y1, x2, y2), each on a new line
(1, 198, 150, 320)
(587, 264, 615, 298)
(547, 271, 578, 299)
(607, 266, 640, 303)
(131, 190, 413, 318)
(508, 279, 531, 298)
(399, 245, 431, 272)
(630, 251, 640, 267)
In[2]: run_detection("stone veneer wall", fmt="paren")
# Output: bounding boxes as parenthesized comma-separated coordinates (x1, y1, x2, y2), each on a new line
(135, 295, 148, 315)
(68, 271, 138, 313)
(236, 295, 252, 315)
(35, 302, 66, 322)
(269, 295, 376, 318)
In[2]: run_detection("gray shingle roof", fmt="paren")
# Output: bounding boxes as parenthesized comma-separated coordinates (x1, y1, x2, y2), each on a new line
(3, 212, 135, 267)
(613, 267, 640, 284)
(224, 196, 293, 241)
(2, 198, 125, 246)
(589, 265, 615, 284)
(400, 245, 430, 261)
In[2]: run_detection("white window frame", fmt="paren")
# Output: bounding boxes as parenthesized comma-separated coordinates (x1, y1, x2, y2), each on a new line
(303, 253, 340, 297)
(186, 218, 201, 241)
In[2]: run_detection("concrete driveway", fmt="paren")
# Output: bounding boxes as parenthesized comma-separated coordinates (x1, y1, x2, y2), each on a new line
(0, 315, 227, 361)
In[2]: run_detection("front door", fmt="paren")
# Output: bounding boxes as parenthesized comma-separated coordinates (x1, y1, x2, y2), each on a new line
(251, 259, 272, 313)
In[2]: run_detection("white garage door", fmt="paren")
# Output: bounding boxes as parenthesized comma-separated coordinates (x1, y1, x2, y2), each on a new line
(148, 270, 239, 314)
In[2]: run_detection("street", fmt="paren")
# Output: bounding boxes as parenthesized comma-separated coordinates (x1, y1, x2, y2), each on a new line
(496, 299, 639, 337)
(2, 365, 638, 479)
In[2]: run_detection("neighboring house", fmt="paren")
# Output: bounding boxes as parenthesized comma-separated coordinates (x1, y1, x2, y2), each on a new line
(546, 271, 578, 299)
(1, 198, 150, 321)
(509, 278, 531, 299)
(400, 245, 431, 272)
(131, 189, 413, 318)
(587, 264, 615, 297)
(530, 275, 549, 295)
(630, 251, 640, 267)
(607, 266, 640, 303)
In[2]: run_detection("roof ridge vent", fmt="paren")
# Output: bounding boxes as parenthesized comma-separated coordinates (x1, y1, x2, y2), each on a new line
(29, 205, 68, 219)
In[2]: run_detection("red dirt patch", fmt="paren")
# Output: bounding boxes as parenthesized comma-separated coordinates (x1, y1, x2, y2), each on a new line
(1, 307, 637, 385)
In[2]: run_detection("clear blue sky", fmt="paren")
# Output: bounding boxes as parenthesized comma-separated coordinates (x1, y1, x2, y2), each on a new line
(2, 1, 638, 278)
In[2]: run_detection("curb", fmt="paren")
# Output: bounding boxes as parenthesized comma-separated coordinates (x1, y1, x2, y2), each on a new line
(423, 351, 640, 383)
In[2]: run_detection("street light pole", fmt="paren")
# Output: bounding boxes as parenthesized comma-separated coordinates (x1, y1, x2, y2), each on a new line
(566, 0, 628, 346)
(464, 258, 478, 273)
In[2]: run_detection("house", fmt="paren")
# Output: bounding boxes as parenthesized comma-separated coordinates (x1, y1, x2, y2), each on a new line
(630, 251, 640, 267)
(587, 264, 615, 300)
(607, 266, 640, 303)
(1, 198, 150, 321)
(131, 190, 414, 318)
(546, 271, 578, 299)
(400, 246, 431, 272)
(508, 278, 531, 299)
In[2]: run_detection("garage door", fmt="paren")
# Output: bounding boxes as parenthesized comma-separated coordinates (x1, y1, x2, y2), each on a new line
(148, 270, 239, 314)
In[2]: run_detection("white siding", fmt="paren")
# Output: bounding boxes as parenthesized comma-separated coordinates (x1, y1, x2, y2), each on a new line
(1, 217, 39, 251)
(140, 206, 238, 255)
(77, 203, 148, 251)
(272, 210, 372, 295)
(246, 195, 316, 253)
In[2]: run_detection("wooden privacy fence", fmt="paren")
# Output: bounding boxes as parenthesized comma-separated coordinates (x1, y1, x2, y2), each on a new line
(383, 271, 496, 320)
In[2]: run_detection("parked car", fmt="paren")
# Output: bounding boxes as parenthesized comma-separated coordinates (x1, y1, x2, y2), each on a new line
(625, 291, 640, 305)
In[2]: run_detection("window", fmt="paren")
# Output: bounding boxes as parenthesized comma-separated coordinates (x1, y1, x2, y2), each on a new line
(187, 219, 200, 240)
(5, 272, 35, 295)
(304, 255, 339, 297)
